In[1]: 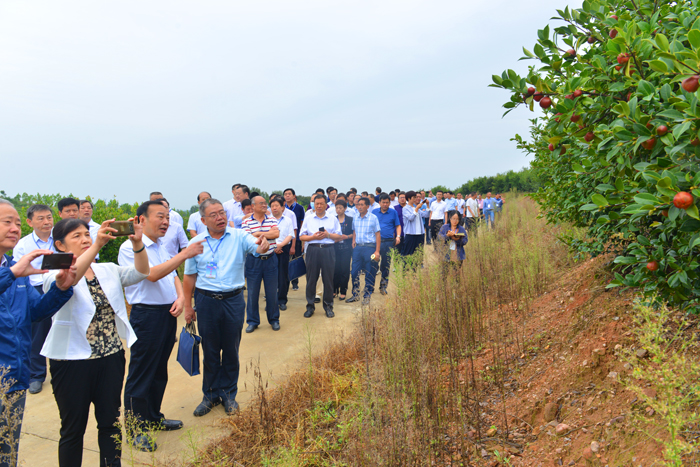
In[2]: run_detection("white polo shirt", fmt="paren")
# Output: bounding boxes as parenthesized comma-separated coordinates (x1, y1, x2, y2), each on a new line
(187, 212, 207, 235)
(118, 235, 178, 305)
(430, 200, 447, 221)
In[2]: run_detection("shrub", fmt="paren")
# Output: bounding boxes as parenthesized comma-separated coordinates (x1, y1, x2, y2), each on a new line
(492, 0, 700, 311)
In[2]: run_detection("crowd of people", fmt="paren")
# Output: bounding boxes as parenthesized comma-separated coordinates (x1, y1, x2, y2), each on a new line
(0, 185, 504, 466)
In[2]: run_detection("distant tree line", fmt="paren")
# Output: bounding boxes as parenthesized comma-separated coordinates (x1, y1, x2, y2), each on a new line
(430, 166, 541, 195)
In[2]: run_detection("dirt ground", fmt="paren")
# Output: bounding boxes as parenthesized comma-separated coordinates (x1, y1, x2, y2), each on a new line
(18, 275, 371, 466)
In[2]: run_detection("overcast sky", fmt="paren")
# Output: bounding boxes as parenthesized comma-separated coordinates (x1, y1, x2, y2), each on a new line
(0, 0, 579, 210)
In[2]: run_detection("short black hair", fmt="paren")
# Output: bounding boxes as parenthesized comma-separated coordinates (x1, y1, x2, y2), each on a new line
(335, 199, 347, 209)
(336, 193, 346, 200)
(405, 190, 417, 201)
(389, 191, 396, 196)
(350, 187, 357, 193)
(27, 204, 52, 220)
(315, 188, 325, 194)
(136, 200, 168, 218)
(346, 191, 354, 198)
(270, 197, 284, 207)
(436, 190, 444, 195)
(149, 191, 163, 198)
(283, 188, 296, 196)
(53, 218, 89, 251)
(357, 197, 370, 206)
(375, 187, 382, 194)
(395, 188, 400, 193)
(57, 197, 80, 213)
(232, 183, 240, 191)
(327, 186, 337, 195)
(379, 193, 390, 202)
(250, 191, 260, 199)
(241, 199, 252, 209)
(159, 198, 170, 208)
(398, 191, 406, 197)
(197, 192, 211, 203)
(447, 210, 462, 223)
(79, 199, 93, 209)
(361, 191, 368, 196)
(239, 185, 250, 196)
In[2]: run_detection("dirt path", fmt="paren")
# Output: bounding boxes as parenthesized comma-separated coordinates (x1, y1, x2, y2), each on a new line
(18, 275, 376, 466)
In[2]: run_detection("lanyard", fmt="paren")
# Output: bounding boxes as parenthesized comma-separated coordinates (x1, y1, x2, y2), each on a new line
(33, 233, 52, 251)
(205, 236, 223, 258)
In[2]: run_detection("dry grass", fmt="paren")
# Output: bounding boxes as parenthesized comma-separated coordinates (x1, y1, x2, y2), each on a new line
(190, 195, 579, 466)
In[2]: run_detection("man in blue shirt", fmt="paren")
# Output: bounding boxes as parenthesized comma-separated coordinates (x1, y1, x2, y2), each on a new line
(371, 193, 401, 295)
(183, 199, 269, 417)
(283, 188, 305, 291)
(347, 197, 380, 304)
(0, 199, 75, 463)
(482, 192, 497, 229)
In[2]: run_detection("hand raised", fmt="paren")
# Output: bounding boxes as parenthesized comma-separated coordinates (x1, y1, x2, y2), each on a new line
(184, 240, 205, 259)
(54, 256, 78, 291)
(9, 250, 52, 278)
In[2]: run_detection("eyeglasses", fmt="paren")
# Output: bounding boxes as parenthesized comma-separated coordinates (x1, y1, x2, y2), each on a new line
(204, 211, 227, 220)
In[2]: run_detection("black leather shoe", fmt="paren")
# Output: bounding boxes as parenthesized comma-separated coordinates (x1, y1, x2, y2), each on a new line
(158, 419, 183, 431)
(304, 308, 314, 318)
(292, 285, 299, 290)
(28, 381, 42, 395)
(279, 303, 287, 311)
(380, 287, 387, 295)
(314, 296, 321, 303)
(345, 296, 360, 303)
(223, 399, 239, 414)
(271, 322, 280, 331)
(193, 397, 220, 417)
(325, 309, 335, 318)
(133, 434, 157, 452)
(245, 324, 257, 333)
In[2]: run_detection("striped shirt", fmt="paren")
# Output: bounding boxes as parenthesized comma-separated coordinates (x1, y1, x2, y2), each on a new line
(352, 212, 381, 244)
(242, 214, 278, 255)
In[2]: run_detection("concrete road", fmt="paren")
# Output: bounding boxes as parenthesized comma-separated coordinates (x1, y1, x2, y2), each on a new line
(18, 275, 380, 466)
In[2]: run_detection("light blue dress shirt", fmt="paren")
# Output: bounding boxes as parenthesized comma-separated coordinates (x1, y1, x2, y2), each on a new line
(402, 204, 430, 235)
(184, 227, 259, 291)
(352, 212, 381, 244)
(12, 232, 55, 287)
(444, 198, 457, 211)
(483, 198, 497, 211)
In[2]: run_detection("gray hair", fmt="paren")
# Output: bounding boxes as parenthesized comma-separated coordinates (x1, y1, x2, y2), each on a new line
(199, 198, 222, 217)
(0, 199, 14, 208)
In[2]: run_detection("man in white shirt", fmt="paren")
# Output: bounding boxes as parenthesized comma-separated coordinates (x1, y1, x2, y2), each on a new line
(455, 193, 466, 216)
(326, 186, 337, 211)
(223, 183, 241, 222)
(465, 193, 479, 231)
(389, 191, 400, 208)
(159, 199, 189, 258)
(429, 190, 447, 245)
(11, 204, 56, 395)
(187, 192, 211, 237)
(270, 197, 294, 311)
(150, 192, 183, 226)
(368, 194, 380, 213)
(79, 200, 100, 242)
(118, 200, 204, 452)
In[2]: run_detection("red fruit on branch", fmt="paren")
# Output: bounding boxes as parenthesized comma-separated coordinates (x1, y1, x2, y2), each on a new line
(565, 49, 576, 60)
(570, 115, 581, 123)
(646, 261, 659, 272)
(540, 97, 552, 109)
(657, 125, 668, 136)
(673, 191, 694, 209)
(692, 138, 700, 146)
(645, 122, 653, 129)
(641, 138, 656, 150)
(617, 53, 630, 64)
(661, 210, 669, 217)
(615, 65, 621, 71)
(573, 90, 583, 98)
(610, 29, 618, 39)
(533, 92, 544, 102)
(527, 87, 536, 95)
(548, 143, 555, 151)
(682, 75, 700, 93)
(560, 146, 566, 155)
(610, 15, 618, 20)
(584, 132, 595, 142)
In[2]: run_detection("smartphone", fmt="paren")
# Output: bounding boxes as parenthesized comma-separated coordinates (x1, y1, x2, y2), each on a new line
(41, 252, 74, 270)
(319, 227, 325, 232)
(111, 221, 135, 237)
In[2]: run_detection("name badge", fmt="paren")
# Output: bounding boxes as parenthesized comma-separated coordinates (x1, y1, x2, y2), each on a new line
(205, 261, 218, 279)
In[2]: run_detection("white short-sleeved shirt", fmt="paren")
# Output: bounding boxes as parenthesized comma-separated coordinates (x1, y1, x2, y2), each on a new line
(118, 236, 178, 305)
(430, 200, 447, 220)
(465, 198, 478, 218)
(162, 222, 189, 258)
(12, 232, 55, 287)
(275, 215, 294, 243)
(187, 212, 207, 235)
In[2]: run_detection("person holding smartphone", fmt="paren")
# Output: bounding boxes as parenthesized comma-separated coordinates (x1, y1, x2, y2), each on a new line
(41, 217, 150, 467)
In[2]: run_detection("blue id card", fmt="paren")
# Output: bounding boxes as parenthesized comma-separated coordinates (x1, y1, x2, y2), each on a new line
(205, 261, 218, 279)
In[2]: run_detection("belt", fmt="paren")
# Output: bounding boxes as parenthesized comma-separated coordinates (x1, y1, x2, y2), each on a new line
(356, 243, 376, 247)
(131, 303, 172, 311)
(253, 254, 273, 261)
(195, 288, 244, 300)
(381, 238, 394, 243)
(308, 243, 334, 249)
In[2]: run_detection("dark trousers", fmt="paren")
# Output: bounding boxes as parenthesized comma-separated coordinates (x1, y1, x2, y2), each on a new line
(305, 245, 335, 313)
(50, 351, 125, 467)
(276, 244, 291, 305)
(123, 303, 176, 429)
(376, 240, 394, 289)
(423, 218, 431, 244)
(290, 237, 301, 288)
(245, 254, 279, 326)
(429, 220, 444, 246)
(195, 290, 245, 402)
(333, 246, 352, 295)
(465, 217, 477, 231)
(403, 234, 424, 257)
(351, 245, 377, 298)
(30, 285, 50, 383)
(0, 390, 26, 467)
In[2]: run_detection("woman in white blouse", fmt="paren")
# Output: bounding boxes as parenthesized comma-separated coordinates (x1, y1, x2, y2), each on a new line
(42, 217, 149, 467)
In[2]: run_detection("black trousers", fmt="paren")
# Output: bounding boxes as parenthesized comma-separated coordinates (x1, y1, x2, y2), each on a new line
(377, 240, 394, 288)
(429, 220, 444, 245)
(333, 245, 352, 295)
(123, 303, 176, 429)
(402, 234, 425, 257)
(276, 243, 291, 305)
(30, 285, 51, 383)
(305, 244, 335, 313)
(50, 351, 125, 467)
(0, 390, 26, 467)
(195, 290, 245, 402)
(245, 254, 279, 326)
(465, 217, 477, 231)
(290, 237, 301, 288)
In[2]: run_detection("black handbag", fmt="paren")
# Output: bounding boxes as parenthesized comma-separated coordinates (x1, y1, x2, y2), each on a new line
(288, 256, 307, 282)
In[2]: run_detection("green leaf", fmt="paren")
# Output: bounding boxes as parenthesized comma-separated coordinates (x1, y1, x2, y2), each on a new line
(657, 109, 686, 121)
(592, 194, 609, 206)
(687, 204, 700, 220)
(572, 163, 585, 173)
(492, 75, 503, 85)
(638, 80, 656, 97)
(656, 34, 670, 52)
(615, 178, 624, 192)
(648, 60, 668, 73)
(634, 193, 660, 205)
(660, 83, 672, 101)
(672, 120, 692, 138)
(580, 203, 600, 211)
(614, 256, 637, 264)
(522, 47, 535, 58)
(689, 29, 700, 49)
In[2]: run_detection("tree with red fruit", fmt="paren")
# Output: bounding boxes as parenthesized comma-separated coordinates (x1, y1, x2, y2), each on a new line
(491, 0, 700, 312)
